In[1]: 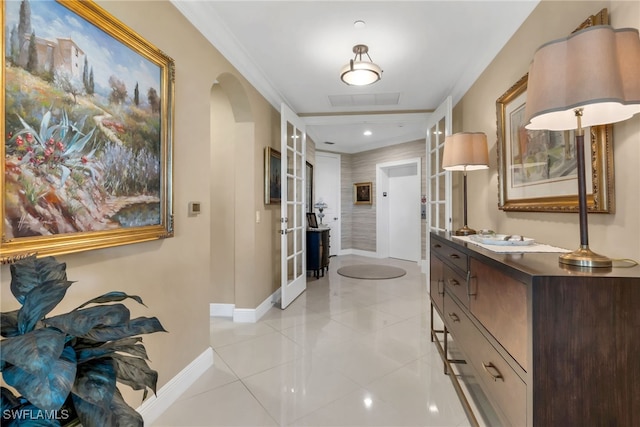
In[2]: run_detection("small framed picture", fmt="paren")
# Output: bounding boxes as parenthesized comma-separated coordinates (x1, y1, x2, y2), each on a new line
(306, 212, 318, 228)
(354, 182, 372, 205)
(264, 147, 281, 204)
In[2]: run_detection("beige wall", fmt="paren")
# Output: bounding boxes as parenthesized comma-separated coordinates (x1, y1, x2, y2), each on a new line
(456, 0, 640, 261)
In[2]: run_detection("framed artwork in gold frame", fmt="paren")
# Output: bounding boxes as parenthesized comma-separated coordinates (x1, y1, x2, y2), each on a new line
(354, 182, 372, 205)
(2, 0, 175, 262)
(264, 147, 281, 204)
(495, 8, 614, 213)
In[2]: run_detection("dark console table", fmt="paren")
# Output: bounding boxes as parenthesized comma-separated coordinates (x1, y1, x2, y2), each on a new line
(429, 230, 640, 427)
(307, 227, 330, 278)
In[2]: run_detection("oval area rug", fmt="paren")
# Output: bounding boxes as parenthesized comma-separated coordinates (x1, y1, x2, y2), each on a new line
(337, 264, 407, 280)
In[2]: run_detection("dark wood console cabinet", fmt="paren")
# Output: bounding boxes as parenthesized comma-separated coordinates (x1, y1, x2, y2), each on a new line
(429, 231, 640, 427)
(307, 228, 330, 278)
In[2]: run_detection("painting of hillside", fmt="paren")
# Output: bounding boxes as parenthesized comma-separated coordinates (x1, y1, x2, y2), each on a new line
(3, 0, 167, 241)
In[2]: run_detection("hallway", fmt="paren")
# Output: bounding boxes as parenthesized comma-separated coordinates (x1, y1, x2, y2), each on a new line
(152, 255, 471, 426)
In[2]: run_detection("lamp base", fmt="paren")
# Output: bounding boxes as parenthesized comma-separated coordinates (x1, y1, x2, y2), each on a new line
(559, 246, 612, 268)
(454, 226, 477, 236)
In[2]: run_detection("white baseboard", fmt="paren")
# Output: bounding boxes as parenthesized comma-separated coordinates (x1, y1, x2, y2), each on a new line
(210, 303, 235, 317)
(138, 347, 213, 425)
(210, 290, 278, 323)
(341, 249, 379, 258)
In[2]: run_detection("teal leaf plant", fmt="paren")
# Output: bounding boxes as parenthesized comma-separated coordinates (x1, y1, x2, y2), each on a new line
(0, 256, 166, 426)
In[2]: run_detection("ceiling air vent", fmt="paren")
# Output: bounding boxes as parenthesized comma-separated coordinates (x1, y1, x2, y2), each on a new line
(328, 93, 400, 107)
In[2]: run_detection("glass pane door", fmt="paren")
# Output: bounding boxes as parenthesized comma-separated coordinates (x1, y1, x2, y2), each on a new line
(280, 103, 306, 309)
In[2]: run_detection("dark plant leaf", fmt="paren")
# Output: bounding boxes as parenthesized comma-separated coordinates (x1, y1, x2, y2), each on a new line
(72, 358, 116, 409)
(111, 354, 158, 394)
(81, 317, 167, 342)
(72, 337, 104, 350)
(75, 292, 146, 310)
(110, 388, 143, 427)
(1, 386, 23, 411)
(44, 304, 130, 337)
(2, 346, 76, 412)
(76, 338, 147, 364)
(71, 393, 114, 427)
(10, 256, 68, 305)
(0, 328, 66, 377)
(18, 280, 74, 334)
(1, 310, 20, 337)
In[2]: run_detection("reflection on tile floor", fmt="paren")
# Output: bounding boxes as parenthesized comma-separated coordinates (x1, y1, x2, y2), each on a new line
(152, 255, 472, 427)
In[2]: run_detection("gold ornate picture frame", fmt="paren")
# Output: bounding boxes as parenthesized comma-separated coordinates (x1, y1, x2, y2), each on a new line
(2, 0, 175, 261)
(264, 147, 281, 204)
(354, 182, 372, 205)
(496, 8, 614, 213)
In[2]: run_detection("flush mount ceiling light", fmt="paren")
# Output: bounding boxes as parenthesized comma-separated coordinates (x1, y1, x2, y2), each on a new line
(340, 44, 382, 86)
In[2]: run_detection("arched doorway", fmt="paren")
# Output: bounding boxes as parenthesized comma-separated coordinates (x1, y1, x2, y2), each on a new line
(209, 73, 255, 311)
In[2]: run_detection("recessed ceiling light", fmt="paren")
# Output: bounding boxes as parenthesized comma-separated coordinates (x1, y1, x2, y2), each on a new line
(363, 130, 372, 136)
(354, 20, 366, 29)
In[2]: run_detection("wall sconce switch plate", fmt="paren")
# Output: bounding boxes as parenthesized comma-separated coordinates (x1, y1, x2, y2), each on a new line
(188, 202, 201, 216)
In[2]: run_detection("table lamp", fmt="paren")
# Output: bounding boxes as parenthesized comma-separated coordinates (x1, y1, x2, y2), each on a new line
(442, 132, 489, 236)
(525, 25, 640, 268)
(314, 200, 328, 225)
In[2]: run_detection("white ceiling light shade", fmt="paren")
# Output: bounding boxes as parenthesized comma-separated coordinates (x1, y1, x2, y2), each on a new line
(340, 44, 382, 86)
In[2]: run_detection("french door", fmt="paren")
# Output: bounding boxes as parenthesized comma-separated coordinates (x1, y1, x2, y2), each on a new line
(280, 103, 307, 309)
(426, 96, 452, 233)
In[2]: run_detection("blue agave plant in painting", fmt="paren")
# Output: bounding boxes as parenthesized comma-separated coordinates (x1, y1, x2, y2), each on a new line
(0, 256, 166, 426)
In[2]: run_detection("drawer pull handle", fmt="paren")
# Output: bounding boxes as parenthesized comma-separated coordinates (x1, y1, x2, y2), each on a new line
(433, 244, 442, 249)
(447, 312, 460, 323)
(448, 278, 460, 287)
(482, 362, 504, 382)
(449, 253, 460, 259)
(467, 271, 477, 297)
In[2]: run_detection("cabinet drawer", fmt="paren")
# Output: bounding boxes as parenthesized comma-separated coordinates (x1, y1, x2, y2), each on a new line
(442, 291, 472, 344)
(470, 259, 528, 371)
(444, 263, 469, 308)
(431, 240, 468, 273)
(445, 292, 526, 427)
(466, 322, 526, 427)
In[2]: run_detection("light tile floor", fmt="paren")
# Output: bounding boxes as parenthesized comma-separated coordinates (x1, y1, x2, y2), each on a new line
(152, 255, 472, 427)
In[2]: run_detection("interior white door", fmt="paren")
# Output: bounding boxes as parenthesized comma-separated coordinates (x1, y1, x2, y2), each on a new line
(280, 103, 306, 309)
(314, 152, 340, 256)
(388, 164, 420, 261)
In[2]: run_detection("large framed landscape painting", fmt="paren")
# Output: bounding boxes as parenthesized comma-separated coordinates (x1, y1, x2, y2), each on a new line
(2, 0, 175, 262)
(495, 8, 614, 214)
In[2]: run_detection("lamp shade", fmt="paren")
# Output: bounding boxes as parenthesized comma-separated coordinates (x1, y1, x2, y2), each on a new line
(525, 25, 640, 131)
(442, 132, 489, 171)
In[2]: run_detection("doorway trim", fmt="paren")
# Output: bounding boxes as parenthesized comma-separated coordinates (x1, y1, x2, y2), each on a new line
(376, 157, 422, 261)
